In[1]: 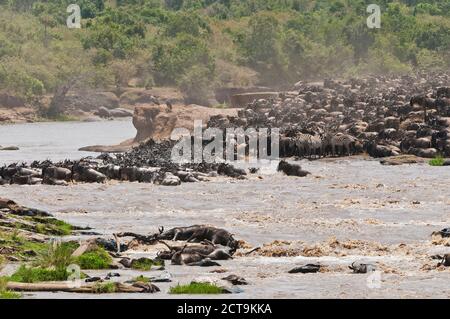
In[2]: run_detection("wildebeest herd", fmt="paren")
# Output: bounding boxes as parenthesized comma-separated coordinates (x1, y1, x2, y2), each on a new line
(209, 72, 450, 159)
(1, 73, 449, 186)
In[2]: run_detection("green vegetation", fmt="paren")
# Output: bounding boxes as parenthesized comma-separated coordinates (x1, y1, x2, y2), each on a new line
(35, 241, 78, 269)
(0, 277, 21, 299)
(75, 247, 112, 269)
(429, 155, 445, 166)
(9, 265, 69, 283)
(0, 230, 49, 261)
(28, 217, 73, 236)
(131, 275, 151, 283)
(130, 257, 164, 271)
(169, 282, 225, 294)
(0, 1, 449, 107)
(93, 282, 117, 293)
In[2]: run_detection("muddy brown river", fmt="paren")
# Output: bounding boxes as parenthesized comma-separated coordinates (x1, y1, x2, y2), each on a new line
(1, 121, 449, 298)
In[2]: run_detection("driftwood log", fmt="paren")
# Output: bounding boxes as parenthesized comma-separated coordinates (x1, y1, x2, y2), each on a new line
(7, 281, 159, 293)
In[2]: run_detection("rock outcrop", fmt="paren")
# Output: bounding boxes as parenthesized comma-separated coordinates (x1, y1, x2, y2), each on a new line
(133, 104, 238, 142)
(78, 103, 238, 152)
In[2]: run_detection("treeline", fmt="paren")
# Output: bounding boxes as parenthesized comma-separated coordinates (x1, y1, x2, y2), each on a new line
(0, 0, 449, 105)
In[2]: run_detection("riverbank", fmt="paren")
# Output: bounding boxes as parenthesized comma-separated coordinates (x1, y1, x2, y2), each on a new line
(1, 157, 449, 298)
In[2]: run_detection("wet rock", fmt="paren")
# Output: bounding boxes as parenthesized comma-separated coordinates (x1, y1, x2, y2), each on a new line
(95, 107, 133, 118)
(148, 271, 172, 283)
(288, 264, 321, 274)
(187, 258, 221, 267)
(0, 146, 19, 151)
(349, 262, 376, 274)
(85, 277, 102, 283)
(119, 258, 132, 268)
(221, 275, 248, 285)
(161, 172, 181, 186)
(433, 228, 450, 238)
(380, 155, 425, 166)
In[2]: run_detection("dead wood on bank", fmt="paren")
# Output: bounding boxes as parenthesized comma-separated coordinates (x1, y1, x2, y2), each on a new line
(6, 281, 160, 293)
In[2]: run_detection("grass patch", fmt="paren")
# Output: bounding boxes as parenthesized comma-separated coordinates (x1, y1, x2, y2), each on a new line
(169, 282, 225, 294)
(130, 258, 164, 271)
(0, 230, 49, 260)
(42, 114, 80, 122)
(132, 275, 150, 283)
(0, 277, 21, 299)
(75, 247, 112, 270)
(9, 265, 69, 283)
(429, 155, 445, 166)
(93, 282, 116, 294)
(28, 217, 73, 236)
(0, 290, 21, 299)
(35, 241, 78, 269)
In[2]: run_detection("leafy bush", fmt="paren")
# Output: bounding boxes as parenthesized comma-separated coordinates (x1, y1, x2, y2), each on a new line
(93, 282, 116, 293)
(10, 265, 69, 283)
(429, 155, 445, 166)
(75, 247, 112, 269)
(153, 34, 214, 85)
(130, 257, 164, 271)
(35, 241, 77, 269)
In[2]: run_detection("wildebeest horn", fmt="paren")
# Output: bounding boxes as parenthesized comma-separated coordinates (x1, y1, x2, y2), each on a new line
(158, 226, 164, 234)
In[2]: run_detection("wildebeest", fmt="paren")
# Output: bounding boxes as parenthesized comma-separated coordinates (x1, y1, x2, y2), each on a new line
(277, 160, 310, 177)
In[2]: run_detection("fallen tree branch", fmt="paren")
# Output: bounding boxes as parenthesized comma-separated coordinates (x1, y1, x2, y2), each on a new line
(7, 281, 158, 293)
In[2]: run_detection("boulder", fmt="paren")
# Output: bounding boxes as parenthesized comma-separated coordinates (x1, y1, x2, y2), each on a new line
(64, 91, 119, 112)
(161, 172, 181, 186)
(133, 104, 238, 142)
(380, 155, 425, 165)
(95, 107, 133, 118)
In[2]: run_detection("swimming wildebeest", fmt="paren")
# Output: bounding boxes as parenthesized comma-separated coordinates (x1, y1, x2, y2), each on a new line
(277, 160, 310, 177)
(162, 241, 233, 265)
(156, 225, 239, 251)
(158, 240, 234, 263)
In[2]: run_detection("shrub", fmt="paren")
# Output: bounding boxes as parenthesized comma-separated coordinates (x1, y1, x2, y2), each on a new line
(35, 241, 77, 270)
(177, 65, 214, 105)
(0, 277, 20, 299)
(10, 265, 69, 283)
(130, 257, 164, 271)
(93, 282, 116, 294)
(169, 282, 225, 294)
(75, 247, 112, 270)
(152, 34, 214, 85)
(429, 155, 445, 166)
